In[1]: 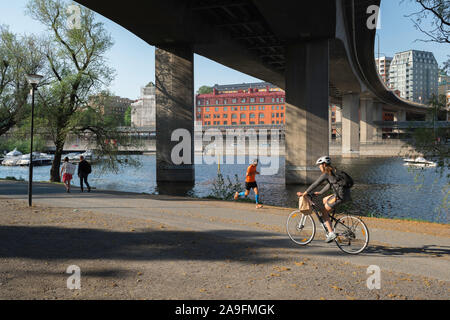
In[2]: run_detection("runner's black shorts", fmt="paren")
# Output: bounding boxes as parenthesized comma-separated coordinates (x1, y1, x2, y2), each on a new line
(245, 181, 258, 190)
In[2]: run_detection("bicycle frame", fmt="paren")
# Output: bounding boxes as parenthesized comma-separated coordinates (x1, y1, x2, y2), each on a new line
(307, 196, 347, 235)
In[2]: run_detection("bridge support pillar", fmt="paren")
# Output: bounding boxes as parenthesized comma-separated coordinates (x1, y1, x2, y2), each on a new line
(285, 40, 329, 185)
(155, 46, 194, 184)
(342, 94, 360, 157)
(373, 103, 384, 141)
(360, 98, 375, 144)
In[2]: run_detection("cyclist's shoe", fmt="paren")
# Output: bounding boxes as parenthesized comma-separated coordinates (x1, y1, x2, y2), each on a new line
(234, 192, 239, 200)
(325, 232, 337, 243)
(256, 204, 263, 209)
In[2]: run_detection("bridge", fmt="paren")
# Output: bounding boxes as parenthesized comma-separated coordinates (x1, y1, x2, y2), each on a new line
(75, 0, 432, 184)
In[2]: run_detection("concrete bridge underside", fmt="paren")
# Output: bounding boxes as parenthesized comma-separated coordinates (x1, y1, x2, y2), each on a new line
(75, 0, 430, 184)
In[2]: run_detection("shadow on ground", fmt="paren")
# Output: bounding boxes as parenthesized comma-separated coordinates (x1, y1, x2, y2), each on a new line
(1, 225, 448, 266)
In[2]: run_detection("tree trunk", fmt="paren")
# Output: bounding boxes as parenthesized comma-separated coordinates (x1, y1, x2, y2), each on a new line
(50, 144, 63, 182)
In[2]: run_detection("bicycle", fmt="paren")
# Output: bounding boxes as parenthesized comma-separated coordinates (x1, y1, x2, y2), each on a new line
(286, 195, 369, 254)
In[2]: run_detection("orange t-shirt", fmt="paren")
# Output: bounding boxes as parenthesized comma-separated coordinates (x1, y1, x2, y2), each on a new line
(246, 165, 257, 183)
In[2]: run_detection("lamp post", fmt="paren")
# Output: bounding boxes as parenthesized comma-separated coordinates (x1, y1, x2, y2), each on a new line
(25, 74, 43, 207)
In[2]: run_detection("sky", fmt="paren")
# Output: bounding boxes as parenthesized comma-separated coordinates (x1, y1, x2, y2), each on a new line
(0, 0, 448, 100)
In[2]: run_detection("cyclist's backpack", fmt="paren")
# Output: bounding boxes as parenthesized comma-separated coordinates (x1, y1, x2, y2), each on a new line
(334, 169, 354, 189)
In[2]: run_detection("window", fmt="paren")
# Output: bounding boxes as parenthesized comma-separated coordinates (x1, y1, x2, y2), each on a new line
(215, 107, 219, 112)
(223, 121, 227, 125)
(281, 106, 284, 110)
(250, 113, 255, 118)
(232, 122, 237, 125)
(216, 100, 219, 105)
(280, 113, 284, 118)
(240, 122, 246, 125)
(260, 121, 265, 124)
(259, 113, 264, 118)
(250, 98, 255, 103)
(250, 121, 255, 124)
(281, 98, 284, 102)
(260, 98, 265, 102)
(272, 98, 275, 103)
(205, 107, 209, 112)
(276, 113, 279, 118)
(276, 106, 279, 110)
(223, 114, 228, 118)
(272, 113, 275, 118)
(223, 99, 227, 104)
(232, 114, 237, 119)
(232, 99, 237, 103)
(197, 108, 201, 112)
(241, 98, 246, 103)
(206, 100, 209, 105)
(240, 114, 246, 118)
(224, 107, 227, 111)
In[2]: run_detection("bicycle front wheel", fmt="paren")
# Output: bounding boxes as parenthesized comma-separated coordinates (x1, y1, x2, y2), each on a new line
(334, 215, 369, 254)
(286, 210, 315, 246)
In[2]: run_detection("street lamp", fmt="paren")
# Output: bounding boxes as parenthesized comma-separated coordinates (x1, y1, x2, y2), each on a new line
(25, 73, 43, 207)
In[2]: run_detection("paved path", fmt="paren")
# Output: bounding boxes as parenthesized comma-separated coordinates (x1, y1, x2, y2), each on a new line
(1, 180, 449, 282)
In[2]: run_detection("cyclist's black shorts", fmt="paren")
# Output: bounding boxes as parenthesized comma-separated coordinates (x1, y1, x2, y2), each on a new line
(245, 181, 258, 190)
(326, 195, 343, 209)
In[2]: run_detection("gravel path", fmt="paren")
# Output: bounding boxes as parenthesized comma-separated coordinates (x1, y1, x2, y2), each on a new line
(0, 180, 448, 300)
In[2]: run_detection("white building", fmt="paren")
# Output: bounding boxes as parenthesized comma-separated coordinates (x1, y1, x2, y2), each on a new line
(131, 83, 156, 128)
(375, 56, 392, 85)
(389, 50, 439, 104)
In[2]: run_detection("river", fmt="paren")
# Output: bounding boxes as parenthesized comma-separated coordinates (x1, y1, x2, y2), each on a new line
(0, 155, 448, 223)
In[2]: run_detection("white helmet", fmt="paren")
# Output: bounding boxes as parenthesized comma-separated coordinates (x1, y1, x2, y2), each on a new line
(316, 156, 331, 165)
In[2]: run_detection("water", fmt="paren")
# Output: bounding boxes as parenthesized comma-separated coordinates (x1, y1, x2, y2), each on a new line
(0, 155, 448, 223)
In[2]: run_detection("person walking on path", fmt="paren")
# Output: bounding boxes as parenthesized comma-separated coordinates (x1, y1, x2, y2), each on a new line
(60, 157, 76, 193)
(234, 159, 263, 209)
(78, 155, 92, 193)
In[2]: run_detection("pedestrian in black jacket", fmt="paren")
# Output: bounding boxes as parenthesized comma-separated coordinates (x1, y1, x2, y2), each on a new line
(78, 155, 91, 192)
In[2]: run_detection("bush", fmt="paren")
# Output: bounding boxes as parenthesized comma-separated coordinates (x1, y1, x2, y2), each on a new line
(209, 173, 243, 200)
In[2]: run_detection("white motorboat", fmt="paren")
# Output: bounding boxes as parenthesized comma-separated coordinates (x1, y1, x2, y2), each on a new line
(6, 148, 22, 157)
(403, 157, 437, 167)
(2, 156, 21, 166)
(16, 152, 54, 166)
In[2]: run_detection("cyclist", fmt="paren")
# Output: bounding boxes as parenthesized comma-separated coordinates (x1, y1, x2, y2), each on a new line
(234, 159, 263, 209)
(297, 156, 351, 243)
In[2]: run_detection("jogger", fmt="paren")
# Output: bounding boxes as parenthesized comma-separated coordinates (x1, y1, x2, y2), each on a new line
(234, 159, 263, 209)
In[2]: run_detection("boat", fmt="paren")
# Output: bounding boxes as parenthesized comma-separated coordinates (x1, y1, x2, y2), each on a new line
(403, 157, 437, 167)
(16, 152, 54, 166)
(6, 148, 22, 157)
(2, 156, 21, 166)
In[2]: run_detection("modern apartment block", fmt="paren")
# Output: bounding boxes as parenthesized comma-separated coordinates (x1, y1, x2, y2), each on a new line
(195, 82, 285, 126)
(388, 50, 439, 104)
(375, 56, 392, 85)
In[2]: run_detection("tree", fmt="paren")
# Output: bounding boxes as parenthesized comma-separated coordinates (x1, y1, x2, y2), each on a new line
(0, 26, 44, 136)
(407, 0, 449, 70)
(197, 85, 213, 94)
(26, 0, 137, 182)
(124, 105, 132, 126)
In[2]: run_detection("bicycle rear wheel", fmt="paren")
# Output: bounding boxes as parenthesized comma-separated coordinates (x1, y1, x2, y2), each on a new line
(286, 210, 315, 246)
(334, 215, 369, 254)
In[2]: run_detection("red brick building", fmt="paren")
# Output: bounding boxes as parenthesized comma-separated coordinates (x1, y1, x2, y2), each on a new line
(195, 82, 285, 126)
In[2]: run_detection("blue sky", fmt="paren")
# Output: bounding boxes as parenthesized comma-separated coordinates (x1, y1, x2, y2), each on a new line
(0, 0, 448, 99)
